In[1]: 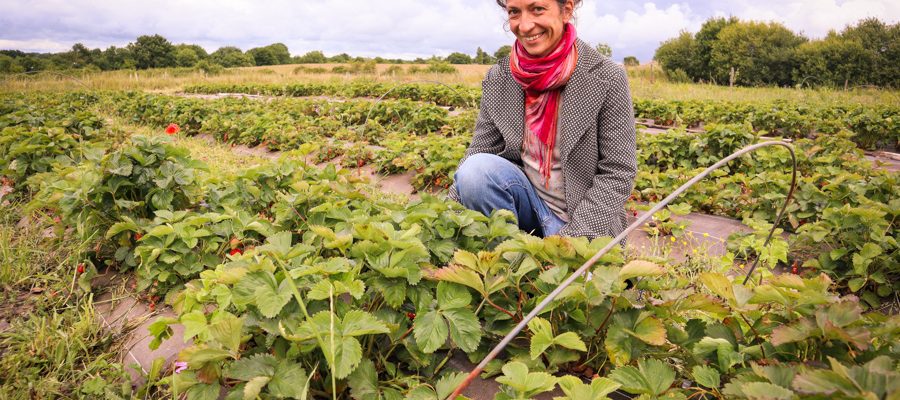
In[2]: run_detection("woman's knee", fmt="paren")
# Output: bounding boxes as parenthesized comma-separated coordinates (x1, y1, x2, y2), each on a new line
(454, 154, 511, 195)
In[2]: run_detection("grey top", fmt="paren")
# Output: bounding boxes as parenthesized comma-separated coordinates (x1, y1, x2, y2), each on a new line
(449, 38, 638, 240)
(521, 102, 569, 222)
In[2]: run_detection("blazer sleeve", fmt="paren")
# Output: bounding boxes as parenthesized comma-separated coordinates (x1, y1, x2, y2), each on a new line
(558, 65, 637, 239)
(448, 68, 507, 202)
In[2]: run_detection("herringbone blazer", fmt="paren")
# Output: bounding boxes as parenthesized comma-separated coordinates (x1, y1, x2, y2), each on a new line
(449, 38, 637, 240)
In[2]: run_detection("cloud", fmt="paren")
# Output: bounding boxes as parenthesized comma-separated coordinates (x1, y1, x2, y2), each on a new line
(576, 2, 706, 60)
(719, 0, 900, 37)
(0, 0, 897, 62)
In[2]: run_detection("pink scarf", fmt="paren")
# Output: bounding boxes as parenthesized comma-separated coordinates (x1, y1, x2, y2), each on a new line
(510, 23, 578, 186)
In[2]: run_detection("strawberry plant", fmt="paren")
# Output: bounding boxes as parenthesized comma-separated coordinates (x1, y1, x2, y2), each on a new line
(29, 135, 207, 270)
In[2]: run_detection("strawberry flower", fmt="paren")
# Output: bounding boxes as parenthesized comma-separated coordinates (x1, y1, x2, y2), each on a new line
(174, 361, 188, 374)
(165, 123, 180, 135)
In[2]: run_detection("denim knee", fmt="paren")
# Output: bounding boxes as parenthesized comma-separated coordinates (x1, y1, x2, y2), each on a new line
(454, 153, 506, 200)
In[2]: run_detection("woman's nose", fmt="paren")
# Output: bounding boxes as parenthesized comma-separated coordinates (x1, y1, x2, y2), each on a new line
(519, 13, 535, 32)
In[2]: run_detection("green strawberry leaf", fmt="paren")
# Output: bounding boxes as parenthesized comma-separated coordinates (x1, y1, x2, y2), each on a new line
(444, 309, 481, 352)
(496, 361, 557, 398)
(692, 365, 721, 389)
(414, 310, 448, 353)
(555, 376, 620, 400)
(609, 358, 675, 396)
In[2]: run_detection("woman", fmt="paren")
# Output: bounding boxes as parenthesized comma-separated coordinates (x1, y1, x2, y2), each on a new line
(449, 0, 637, 240)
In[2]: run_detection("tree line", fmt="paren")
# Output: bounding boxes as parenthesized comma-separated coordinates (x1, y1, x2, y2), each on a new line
(0, 35, 523, 74)
(0, 33, 636, 76)
(654, 17, 899, 88)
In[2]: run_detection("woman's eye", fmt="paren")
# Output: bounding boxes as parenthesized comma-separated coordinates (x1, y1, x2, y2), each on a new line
(508, 9, 520, 16)
(533, 6, 545, 12)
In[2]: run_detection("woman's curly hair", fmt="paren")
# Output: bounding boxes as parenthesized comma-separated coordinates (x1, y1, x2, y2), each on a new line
(495, 0, 582, 8)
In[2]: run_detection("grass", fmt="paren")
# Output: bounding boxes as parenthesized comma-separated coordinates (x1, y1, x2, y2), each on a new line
(0, 63, 490, 94)
(626, 63, 899, 106)
(4, 62, 897, 107)
(99, 110, 272, 174)
(0, 201, 135, 399)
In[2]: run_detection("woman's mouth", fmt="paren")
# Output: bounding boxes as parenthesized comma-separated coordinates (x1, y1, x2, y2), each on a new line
(524, 32, 545, 42)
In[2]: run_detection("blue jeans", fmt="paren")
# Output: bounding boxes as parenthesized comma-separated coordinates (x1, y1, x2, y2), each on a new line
(454, 153, 566, 237)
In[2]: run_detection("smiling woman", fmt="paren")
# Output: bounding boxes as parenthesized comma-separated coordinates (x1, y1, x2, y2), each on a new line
(449, 0, 638, 241)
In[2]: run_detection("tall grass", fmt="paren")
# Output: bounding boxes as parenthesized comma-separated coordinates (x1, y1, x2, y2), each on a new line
(625, 63, 899, 106)
(0, 202, 135, 399)
(2, 62, 897, 107)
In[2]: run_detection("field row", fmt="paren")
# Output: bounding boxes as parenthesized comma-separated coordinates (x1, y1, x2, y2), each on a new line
(4, 91, 896, 305)
(184, 81, 900, 150)
(2, 92, 898, 399)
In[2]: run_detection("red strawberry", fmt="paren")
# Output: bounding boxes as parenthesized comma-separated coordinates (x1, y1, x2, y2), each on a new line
(165, 123, 180, 135)
(406, 312, 416, 320)
(229, 248, 243, 256)
(134, 233, 143, 241)
(77, 263, 85, 274)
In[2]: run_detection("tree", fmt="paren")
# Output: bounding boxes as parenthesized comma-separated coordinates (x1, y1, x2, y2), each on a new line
(654, 31, 701, 82)
(841, 18, 899, 86)
(17, 56, 48, 72)
(494, 45, 512, 59)
(98, 46, 131, 70)
(247, 43, 291, 65)
(67, 43, 95, 69)
(267, 43, 291, 64)
(248, 47, 278, 66)
(174, 47, 200, 67)
(793, 33, 872, 87)
(127, 34, 176, 69)
(446, 52, 473, 64)
(695, 16, 739, 82)
(210, 46, 254, 68)
(474, 47, 495, 64)
(0, 54, 25, 74)
(711, 21, 806, 86)
(295, 50, 327, 64)
(623, 56, 639, 67)
(595, 42, 612, 58)
(329, 53, 351, 63)
(176, 44, 208, 60)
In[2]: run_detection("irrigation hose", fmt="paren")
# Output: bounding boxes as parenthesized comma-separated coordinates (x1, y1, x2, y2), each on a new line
(448, 140, 797, 399)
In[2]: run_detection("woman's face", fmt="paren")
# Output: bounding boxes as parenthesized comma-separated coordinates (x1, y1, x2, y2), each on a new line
(506, 0, 574, 58)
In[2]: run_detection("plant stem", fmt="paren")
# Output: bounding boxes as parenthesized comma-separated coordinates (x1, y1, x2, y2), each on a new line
(595, 297, 618, 335)
(484, 296, 517, 321)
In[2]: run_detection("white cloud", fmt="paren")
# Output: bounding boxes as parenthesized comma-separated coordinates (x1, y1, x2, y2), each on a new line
(0, 38, 74, 53)
(575, 2, 706, 60)
(0, 0, 896, 62)
(721, 0, 900, 38)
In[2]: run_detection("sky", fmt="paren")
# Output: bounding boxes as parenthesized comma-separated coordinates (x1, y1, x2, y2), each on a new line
(0, 0, 898, 63)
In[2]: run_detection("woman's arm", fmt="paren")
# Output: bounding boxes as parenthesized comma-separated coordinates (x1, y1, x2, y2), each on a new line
(448, 70, 508, 202)
(558, 65, 637, 238)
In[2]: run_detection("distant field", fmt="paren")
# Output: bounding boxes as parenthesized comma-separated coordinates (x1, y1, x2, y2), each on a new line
(3, 63, 898, 107)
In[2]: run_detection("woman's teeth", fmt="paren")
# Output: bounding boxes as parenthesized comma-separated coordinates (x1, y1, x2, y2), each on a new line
(525, 32, 544, 42)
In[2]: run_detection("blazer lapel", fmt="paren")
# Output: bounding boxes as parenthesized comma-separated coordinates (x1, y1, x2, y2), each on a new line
(559, 40, 607, 163)
(491, 64, 525, 161)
